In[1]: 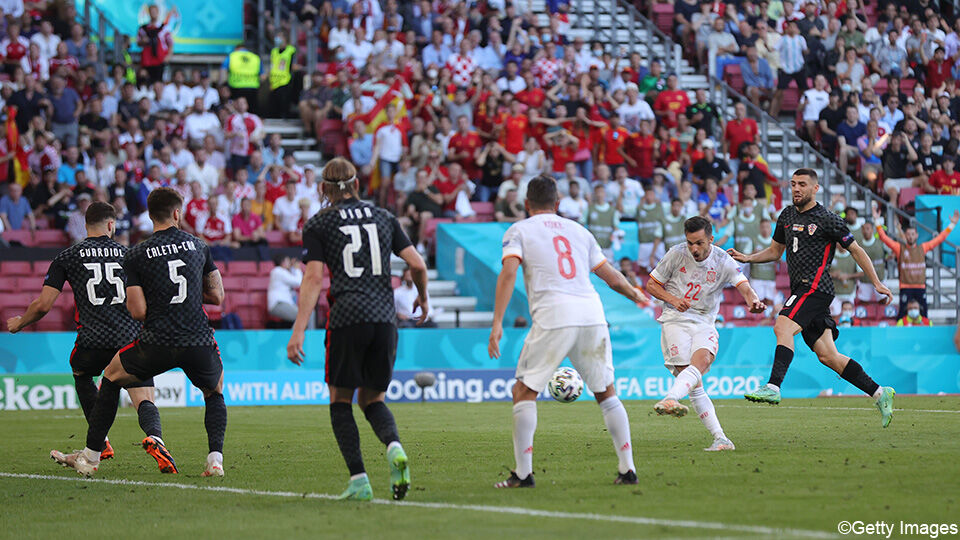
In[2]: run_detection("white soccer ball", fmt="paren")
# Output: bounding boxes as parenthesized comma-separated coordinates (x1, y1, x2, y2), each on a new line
(547, 367, 583, 403)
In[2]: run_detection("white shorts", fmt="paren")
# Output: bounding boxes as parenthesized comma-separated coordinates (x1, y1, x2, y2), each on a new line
(637, 242, 666, 271)
(883, 177, 913, 191)
(516, 323, 614, 393)
(752, 279, 779, 304)
(829, 292, 857, 316)
(856, 282, 883, 303)
(660, 320, 719, 376)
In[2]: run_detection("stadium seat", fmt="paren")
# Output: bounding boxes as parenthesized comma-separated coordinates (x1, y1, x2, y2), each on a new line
(901, 79, 916, 97)
(471, 202, 495, 221)
(223, 276, 246, 291)
(423, 218, 453, 253)
(652, 2, 674, 34)
(228, 261, 259, 276)
(247, 276, 271, 290)
(780, 84, 800, 114)
(775, 272, 790, 289)
(898, 187, 921, 208)
(0, 277, 17, 292)
(2, 229, 35, 246)
(257, 261, 275, 275)
(0, 261, 31, 276)
(723, 63, 744, 94)
(265, 230, 286, 245)
(34, 230, 69, 247)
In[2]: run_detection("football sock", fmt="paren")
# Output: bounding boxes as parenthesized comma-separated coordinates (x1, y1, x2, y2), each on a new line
(689, 385, 724, 439)
(330, 402, 365, 476)
(73, 375, 97, 421)
(363, 401, 400, 446)
(512, 400, 537, 480)
(840, 359, 881, 397)
(599, 396, 635, 474)
(84, 377, 121, 455)
(204, 392, 227, 453)
(768, 345, 794, 387)
(137, 401, 162, 440)
(665, 365, 702, 401)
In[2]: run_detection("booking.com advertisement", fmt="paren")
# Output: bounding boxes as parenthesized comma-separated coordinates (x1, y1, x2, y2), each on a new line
(0, 326, 957, 410)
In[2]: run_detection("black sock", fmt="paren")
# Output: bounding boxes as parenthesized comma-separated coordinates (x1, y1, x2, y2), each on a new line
(73, 375, 97, 421)
(137, 401, 163, 439)
(204, 393, 227, 453)
(85, 378, 121, 453)
(768, 345, 794, 387)
(840, 360, 880, 396)
(363, 401, 400, 446)
(330, 402, 365, 476)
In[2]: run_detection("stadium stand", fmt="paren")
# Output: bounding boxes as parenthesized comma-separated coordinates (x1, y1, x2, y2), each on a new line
(2, 0, 959, 329)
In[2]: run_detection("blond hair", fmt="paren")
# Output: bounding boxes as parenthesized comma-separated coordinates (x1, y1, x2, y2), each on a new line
(321, 157, 359, 203)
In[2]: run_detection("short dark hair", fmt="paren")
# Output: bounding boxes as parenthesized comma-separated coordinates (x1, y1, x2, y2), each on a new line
(792, 168, 819, 183)
(147, 187, 184, 223)
(684, 216, 713, 236)
(85, 201, 116, 226)
(525, 174, 559, 210)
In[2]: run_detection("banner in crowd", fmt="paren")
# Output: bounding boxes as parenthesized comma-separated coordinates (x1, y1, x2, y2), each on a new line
(1, 327, 957, 410)
(80, 0, 242, 55)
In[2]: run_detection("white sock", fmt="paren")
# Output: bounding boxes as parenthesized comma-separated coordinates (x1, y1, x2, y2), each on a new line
(665, 366, 703, 401)
(872, 387, 883, 400)
(766, 383, 780, 392)
(81, 447, 101, 463)
(387, 441, 402, 452)
(512, 400, 537, 480)
(599, 396, 635, 474)
(151, 435, 165, 446)
(350, 472, 368, 482)
(208, 451, 223, 464)
(689, 385, 724, 439)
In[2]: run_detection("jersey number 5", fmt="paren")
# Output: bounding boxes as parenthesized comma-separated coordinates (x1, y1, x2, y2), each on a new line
(340, 224, 383, 278)
(167, 260, 188, 304)
(83, 262, 125, 305)
(552, 236, 577, 279)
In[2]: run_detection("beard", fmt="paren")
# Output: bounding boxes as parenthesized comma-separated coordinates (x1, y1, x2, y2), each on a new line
(794, 193, 813, 207)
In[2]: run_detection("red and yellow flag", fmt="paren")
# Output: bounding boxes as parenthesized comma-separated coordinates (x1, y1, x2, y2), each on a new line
(6, 106, 29, 187)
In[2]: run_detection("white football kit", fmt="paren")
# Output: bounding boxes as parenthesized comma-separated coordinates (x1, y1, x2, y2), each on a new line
(649, 244, 747, 374)
(501, 213, 614, 393)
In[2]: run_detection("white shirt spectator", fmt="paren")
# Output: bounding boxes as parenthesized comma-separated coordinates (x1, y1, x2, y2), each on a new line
(183, 110, 222, 144)
(344, 40, 374, 69)
(328, 28, 353, 52)
(185, 161, 220, 195)
(0, 0, 24, 17)
(341, 94, 376, 121)
(394, 281, 428, 320)
(171, 148, 195, 170)
(374, 123, 404, 163)
(30, 32, 59, 60)
(195, 209, 233, 238)
(801, 87, 830, 122)
(267, 265, 303, 310)
(160, 83, 194, 112)
(192, 84, 220, 110)
(273, 195, 302, 232)
(91, 164, 115, 190)
(496, 75, 526, 93)
(373, 39, 404, 69)
(616, 99, 655, 132)
(616, 178, 644, 217)
(558, 194, 588, 221)
(475, 42, 505, 70)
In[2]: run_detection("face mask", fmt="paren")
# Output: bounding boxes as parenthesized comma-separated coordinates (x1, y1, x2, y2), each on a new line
(593, 49, 603, 56)
(542, 34, 552, 41)
(834, 203, 844, 212)
(427, 68, 438, 79)
(336, 52, 347, 61)
(841, 310, 854, 319)
(274, 36, 282, 47)
(841, 84, 852, 92)
(742, 206, 753, 216)
(908, 308, 920, 319)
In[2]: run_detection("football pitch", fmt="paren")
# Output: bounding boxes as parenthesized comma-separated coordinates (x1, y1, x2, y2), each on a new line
(3, 397, 959, 539)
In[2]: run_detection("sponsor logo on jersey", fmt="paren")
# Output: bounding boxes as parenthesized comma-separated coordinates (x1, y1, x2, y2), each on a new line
(679, 266, 686, 273)
(670, 344, 679, 357)
(792, 224, 804, 232)
(808, 224, 817, 235)
(706, 270, 716, 282)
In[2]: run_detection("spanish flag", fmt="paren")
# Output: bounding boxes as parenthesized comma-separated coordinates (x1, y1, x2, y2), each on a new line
(357, 78, 410, 191)
(6, 106, 29, 187)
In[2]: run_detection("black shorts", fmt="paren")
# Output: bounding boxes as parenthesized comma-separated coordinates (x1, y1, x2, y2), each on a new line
(70, 345, 154, 388)
(119, 341, 223, 391)
(325, 323, 398, 391)
(780, 289, 838, 350)
(777, 69, 807, 90)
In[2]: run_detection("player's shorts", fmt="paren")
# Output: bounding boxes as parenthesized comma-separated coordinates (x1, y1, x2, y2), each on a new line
(119, 341, 223, 391)
(325, 323, 397, 391)
(70, 345, 154, 388)
(780, 289, 838, 350)
(516, 323, 614, 393)
(660, 320, 719, 376)
(637, 242, 666, 271)
(752, 279, 779, 304)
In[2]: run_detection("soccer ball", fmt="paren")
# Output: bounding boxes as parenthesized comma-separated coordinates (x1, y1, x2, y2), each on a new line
(548, 367, 583, 403)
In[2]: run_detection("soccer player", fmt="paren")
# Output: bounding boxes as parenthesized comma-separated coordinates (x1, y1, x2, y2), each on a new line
(488, 174, 649, 488)
(8, 202, 165, 468)
(728, 169, 897, 427)
(52, 188, 228, 475)
(644, 216, 765, 451)
(287, 157, 428, 501)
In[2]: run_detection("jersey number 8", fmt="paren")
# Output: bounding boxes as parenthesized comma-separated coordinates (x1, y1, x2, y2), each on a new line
(552, 236, 577, 279)
(83, 262, 125, 305)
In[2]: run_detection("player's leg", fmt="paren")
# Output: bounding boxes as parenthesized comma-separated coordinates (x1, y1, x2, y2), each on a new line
(574, 325, 636, 484)
(807, 323, 895, 428)
(654, 322, 694, 416)
(68, 347, 113, 457)
(127, 385, 162, 441)
(494, 379, 539, 488)
(745, 314, 801, 404)
(325, 325, 372, 500)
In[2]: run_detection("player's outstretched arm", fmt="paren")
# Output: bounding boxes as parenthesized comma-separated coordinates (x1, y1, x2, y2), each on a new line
(6, 286, 59, 333)
(727, 239, 785, 264)
(202, 269, 224, 306)
(489, 257, 520, 359)
(735, 280, 766, 313)
(847, 240, 893, 305)
(397, 245, 430, 325)
(287, 261, 325, 366)
(594, 261, 650, 306)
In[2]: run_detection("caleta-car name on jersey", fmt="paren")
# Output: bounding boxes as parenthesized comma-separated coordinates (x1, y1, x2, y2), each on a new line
(339, 207, 374, 220)
(145, 240, 198, 259)
(78, 246, 124, 259)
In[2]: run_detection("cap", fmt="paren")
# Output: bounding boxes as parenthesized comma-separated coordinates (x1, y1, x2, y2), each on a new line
(200, 70, 209, 78)
(621, 67, 634, 74)
(512, 163, 525, 173)
(625, 82, 639, 92)
(76, 193, 92, 201)
(940, 92, 951, 98)
(703, 139, 716, 149)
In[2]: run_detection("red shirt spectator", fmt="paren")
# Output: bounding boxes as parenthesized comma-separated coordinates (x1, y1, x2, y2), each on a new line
(926, 51, 955, 90)
(516, 86, 547, 109)
(930, 168, 960, 195)
(628, 130, 656, 179)
(656, 135, 681, 168)
(48, 52, 79, 78)
(1, 33, 29, 63)
(500, 107, 529, 154)
(653, 87, 691, 129)
(724, 116, 758, 159)
(201, 213, 229, 243)
(185, 197, 208, 231)
(232, 211, 262, 238)
(549, 141, 576, 173)
(138, 9, 174, 68)
(601, 121, 630, 165)
(448, 123, 483, 180)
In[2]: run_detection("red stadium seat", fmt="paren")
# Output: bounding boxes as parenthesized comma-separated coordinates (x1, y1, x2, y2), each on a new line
(0, 276, 18, 292)
(652, 2, 674, 34)
(246, 276, 270, 290)
(898, 187, 921, 208)
(265, 230, 286, 246)
(780, 84, 800, 114)
(723, 63, 744, 94)
(222, 276, 246, 291)
(1, 261, 32, 275)
(228, 261, 259, 276)
(258, 261, 275, 275)
(471, 202, 495, 221)
(34, 230, 69, 247)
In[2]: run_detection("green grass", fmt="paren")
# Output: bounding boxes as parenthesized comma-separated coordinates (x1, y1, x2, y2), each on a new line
(2, 397, 959, 539)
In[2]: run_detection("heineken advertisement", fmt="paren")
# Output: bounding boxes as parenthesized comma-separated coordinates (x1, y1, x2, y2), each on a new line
(0, 372, 185, 411)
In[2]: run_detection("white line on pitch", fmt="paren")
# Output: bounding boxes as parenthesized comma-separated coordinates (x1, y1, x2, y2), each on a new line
(0, 472, 835, 538)
(716, 405, 960, 414)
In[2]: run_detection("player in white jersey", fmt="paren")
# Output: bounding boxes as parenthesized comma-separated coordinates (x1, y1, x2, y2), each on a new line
(488, 175, 650, 488)
(644, 216, 766, 451)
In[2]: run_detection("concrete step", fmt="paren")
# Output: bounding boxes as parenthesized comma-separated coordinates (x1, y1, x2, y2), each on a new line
(280, 138, 316, 148)
(427, 280, 457, 296)
(263, 124, 304, 136)
(431, 296, 478, 311)
(292, 150, 322, 164)
(434, 311, 495, 328)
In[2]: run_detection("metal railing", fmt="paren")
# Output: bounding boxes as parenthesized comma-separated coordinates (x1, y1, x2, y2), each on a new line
(81, 1, 124, 68)
(570, 0, 681, 75)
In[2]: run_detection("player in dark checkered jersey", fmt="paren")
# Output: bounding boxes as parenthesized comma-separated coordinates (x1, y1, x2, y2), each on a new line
(287, 158, 429, 501)
(54, 188, 228, 477)
(8, 202, 166, 467)
(728, 169, 897, 427)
